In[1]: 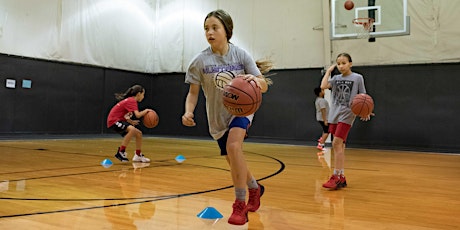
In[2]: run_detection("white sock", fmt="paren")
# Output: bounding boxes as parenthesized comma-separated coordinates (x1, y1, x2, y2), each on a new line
(247, 177, 258, 189)
(333, 169, 340, 175)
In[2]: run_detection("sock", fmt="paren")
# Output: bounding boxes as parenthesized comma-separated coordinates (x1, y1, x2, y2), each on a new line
(247, 177, 259, 189)
(333, 168, 340, 175)
(235, 187, 246, 201)
(120, 146, 126, 152)
(135, 149, 141, 155)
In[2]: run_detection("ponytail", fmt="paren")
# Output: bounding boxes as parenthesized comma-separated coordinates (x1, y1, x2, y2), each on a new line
(115, 85, 144, 101)
(256, 59, 275, 86)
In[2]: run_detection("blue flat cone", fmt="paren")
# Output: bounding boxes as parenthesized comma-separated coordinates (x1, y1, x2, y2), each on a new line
(197, 206, 223, 219)
(101, 158, 113, 168)
(175, 155, 186, 163)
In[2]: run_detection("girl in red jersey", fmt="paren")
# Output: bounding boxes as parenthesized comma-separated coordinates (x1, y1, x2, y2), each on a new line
(107, 85, 153, 163)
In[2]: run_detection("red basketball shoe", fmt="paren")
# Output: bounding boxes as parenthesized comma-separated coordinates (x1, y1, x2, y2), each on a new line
(338, 175, 347, 188)
(247, 183, 265, 212)
(323, 175, 347, 190)
(317, 143, 325, 151)
(323, 174, 339, 189)
(228, 199, 248, 225)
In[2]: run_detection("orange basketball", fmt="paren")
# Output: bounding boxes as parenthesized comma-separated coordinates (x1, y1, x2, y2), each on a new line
(344, 0, 354, 10)
(143, 110, 159, 128)
(351, 94, 374, 117)
(222, 77, 262, 116)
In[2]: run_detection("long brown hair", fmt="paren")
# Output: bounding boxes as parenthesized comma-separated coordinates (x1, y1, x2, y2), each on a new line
(205, 9, 233, 41)
(256, 59, 274, 85)
(115, 85, 144, 101)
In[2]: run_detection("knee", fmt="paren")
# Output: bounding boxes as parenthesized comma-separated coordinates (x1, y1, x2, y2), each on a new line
(135, 129, 143, 137)
(226, 142, 241, 155)
(128, 127, 142, 136)
(332, 138, 343, 148)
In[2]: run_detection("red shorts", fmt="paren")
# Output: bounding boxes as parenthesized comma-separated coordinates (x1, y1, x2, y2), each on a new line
(328, 122, 352, 142)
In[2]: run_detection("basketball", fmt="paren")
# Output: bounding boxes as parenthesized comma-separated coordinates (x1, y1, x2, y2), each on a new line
(222, 77, 262, 116)
(143, 110, 159, 128)
(344, 0, 354, 10)
(351, 94, 374, 117)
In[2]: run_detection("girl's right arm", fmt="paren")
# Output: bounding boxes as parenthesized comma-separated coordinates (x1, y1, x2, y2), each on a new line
(182, 84, 200, 127)
(321, 64, 335, 90)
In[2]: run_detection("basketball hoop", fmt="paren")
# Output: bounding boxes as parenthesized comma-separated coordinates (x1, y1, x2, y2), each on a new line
(352, 18, 374, 39)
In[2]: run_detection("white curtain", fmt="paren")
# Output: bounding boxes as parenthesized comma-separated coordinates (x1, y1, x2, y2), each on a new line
(0, 0, 60, 59)
(0, 0, 458, 73)
(0, 0, 326, 72)
(59, 0, 186, 73)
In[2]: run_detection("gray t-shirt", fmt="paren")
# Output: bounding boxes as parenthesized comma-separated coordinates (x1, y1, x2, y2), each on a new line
(328, 72, 366, 125)
(185, 44, 262, 140)
(315, 97, 329, 121)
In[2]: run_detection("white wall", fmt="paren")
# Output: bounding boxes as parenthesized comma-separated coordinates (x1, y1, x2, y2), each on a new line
(0, 0, 458, 73)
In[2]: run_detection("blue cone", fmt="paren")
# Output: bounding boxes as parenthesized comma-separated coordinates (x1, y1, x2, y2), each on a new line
(101, 158, 113, 168)
(197, 206, 223, 219)
(175, 155, 186, 163)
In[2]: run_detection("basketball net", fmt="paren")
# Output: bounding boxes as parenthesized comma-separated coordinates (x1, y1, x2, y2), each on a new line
(352, 18, 374, 39)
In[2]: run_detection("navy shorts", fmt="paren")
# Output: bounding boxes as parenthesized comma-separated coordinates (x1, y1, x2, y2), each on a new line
(217, 117, 250, 156)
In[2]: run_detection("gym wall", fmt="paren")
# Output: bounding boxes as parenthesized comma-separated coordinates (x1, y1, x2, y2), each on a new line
(1, 54, 459, 153)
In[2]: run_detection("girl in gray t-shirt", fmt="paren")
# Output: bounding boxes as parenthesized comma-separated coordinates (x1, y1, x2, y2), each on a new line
(181, 9, 272, 225)
(314, 87, 330, 151)
(320, 53, 373, 190)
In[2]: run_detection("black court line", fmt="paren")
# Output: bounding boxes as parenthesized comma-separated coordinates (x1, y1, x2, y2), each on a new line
(0, 155, 224, 177)
(0, 144, 104, 158)
(1, 157, 234, 184)
(0, 152, 285, 219)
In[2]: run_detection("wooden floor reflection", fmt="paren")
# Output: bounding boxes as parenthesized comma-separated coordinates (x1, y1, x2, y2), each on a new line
(0, 136, 459, 230)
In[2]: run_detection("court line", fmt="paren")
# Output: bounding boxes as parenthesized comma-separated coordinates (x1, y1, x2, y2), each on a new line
(0, 152, 285, 219)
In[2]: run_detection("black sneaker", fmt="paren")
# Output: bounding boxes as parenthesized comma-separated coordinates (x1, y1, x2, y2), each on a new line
(114, 148, 129, 162)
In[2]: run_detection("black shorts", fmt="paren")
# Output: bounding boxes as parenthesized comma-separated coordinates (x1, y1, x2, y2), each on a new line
(318, 120, 329, 133)
(109, 121, 131, 137)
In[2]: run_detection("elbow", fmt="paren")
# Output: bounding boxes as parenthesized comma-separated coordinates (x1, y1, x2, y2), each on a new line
(320, 83, 330, 90)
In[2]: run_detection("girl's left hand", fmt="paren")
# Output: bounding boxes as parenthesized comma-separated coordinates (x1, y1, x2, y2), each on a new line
(360, 113, 375, 121)
(239, 74, 261, 88)
(128, 119, 140, 126)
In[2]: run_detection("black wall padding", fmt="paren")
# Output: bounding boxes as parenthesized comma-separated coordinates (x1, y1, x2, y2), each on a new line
(350, 63, 460, 152)
(1, 54, 459, 152)
(0, 55, 104, 134)
(249, 69, 323, 141)
(102, 69, 209, 138)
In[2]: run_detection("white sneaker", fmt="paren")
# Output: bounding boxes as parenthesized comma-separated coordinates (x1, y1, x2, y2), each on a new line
(132, 153, 150, 163)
